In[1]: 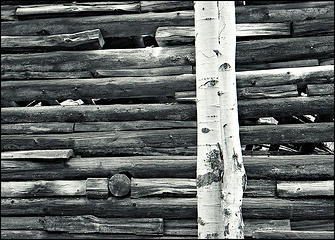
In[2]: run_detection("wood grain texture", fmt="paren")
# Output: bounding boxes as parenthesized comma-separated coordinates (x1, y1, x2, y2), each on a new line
(140, 1, 193, 12)
(1, 149, 74, 160)
(1, 5, 17, 21)
(293, 18, 334, 37)
(236, 59, 319, 71)
(1, 71, 92, 80)
(290, 219, 334, 231)
(307, 84, 334, 96)
(252, 230, 334, 239)
(86, 178, 109, 199)
(109, 174, 131, 197)
(1, 122, 74, 135)
(2, 155, 333, 181)
(277, 180, 334, 197)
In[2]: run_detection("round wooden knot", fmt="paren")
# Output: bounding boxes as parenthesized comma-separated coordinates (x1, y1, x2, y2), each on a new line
(109, 174, 131, 197)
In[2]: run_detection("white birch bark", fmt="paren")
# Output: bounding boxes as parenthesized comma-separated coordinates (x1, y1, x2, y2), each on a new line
(194, 1, 224, 239)
(217, 1, 247, 239)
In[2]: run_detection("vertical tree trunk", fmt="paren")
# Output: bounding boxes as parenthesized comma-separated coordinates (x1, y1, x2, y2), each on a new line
(217, 1, 247, 239)
(194, 1, 224, 239)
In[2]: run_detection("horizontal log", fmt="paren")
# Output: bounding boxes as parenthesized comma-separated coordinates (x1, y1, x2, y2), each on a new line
(1, 29, 105, 52)
(86, 178, 109, 199)
(1, 216, 163, 235)
(1, 197, 333, 220)
(1, 149, 74, 160)
(2, 36, 334, 72)
(156, 23, 291, 46)
(277, 180, 334, 197)
(252, 230, 334, 239)
(93, 66, 193, 77)
(1, 74, 196, 102)
(237, 59, 319, 71)
(1, 122, 74, 135)
(1, 71, 92, 80)
(1, 180, 86, 198)
(290, 219, 334, 231)
(1, 123, 334, 153)
(1, 155, 333, 181)
(164, 219, 291, 237)
(140, 1, 193, 12)
(15, 2, 141, 16)
(293, 18, 334, 37)
(131, 178, 275, 198)
(319, 58, 334, 66)
(307, 84, 334, 96)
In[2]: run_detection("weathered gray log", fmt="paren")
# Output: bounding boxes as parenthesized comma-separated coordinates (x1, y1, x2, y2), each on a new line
(1, 29, 105, 52)
(2, 123, 333, 153)
(290, 219, 334, 231)
(108, 174, 131, 197)
(1, 74, 195, 102)
(319, 58, 334, 65)
(1, 71, 92, 80)
(1, 122, 74, 135)
(1, 149, 74, 160)
(131, 178, 275, 198)
(140, 1, 193, 12)
(1, 180, 86, 198)
(2, 36, 334, 72)
(277, 180, 334, 197)
(93, 66, 193, 77)
(86, 178, 109, 199)
(307, 84, 334, 96)
(15, 2, 141, 16)
(155, 23, 290, 46)
(164, 219, 291, 237)
(293, 18, 334, 37)
(1, 197, 333, 220)
(1, 5, 17, 21)
(237, 59, 319, 71)
(1, 155, 333, 181)
(252, 230, 334, 239)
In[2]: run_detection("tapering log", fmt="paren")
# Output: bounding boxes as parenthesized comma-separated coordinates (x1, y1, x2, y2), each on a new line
(1, 74, 195, 102)
(1, 122, 74, 135)
(15, 2, 140, 16)
(1, 71, 92, 80)
(293, 18, 334, 37)
(130, 178, 275, 198)
(1, 180, 86, 198)
(109, 174, 131, 197)
(237, 59, 319, 71)
(1, 149, 74, 160)
(155, 23, 290, 46)
(290, 220, 334, 231)
(2, 36, 334, 72)
(85, 178, 109, 199)
(277, 180, 334, 197)
(307, 84, 334, 96)
(1, 29, 105, 52)
(252, 230, 334, 239)
(1, 197, 333, 220)
(140, 1, 193, 12)
(93, 66, 193, 77)
(1, 155, 333, 181)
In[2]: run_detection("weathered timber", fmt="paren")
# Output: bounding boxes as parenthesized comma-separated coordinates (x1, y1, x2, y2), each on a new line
(1, 122, 74, 135)
(1, 155, 333, 181)
(86, 178, 109, 199)
(109, 174, 131, 197)
(252, 230, 334, 239)
(237, 59, 319, 71)
(164, 219, 291, 237)
(277, 180, 334, 197)
(1, 71, 92, 80)
(93, 66, 193, 77)
(15, 2, 141, 16)
(140, 1, 193, 12)
(1, 5, 17, 21)
(1, 216, 163, 235)
(319, 58, 334, 65)
(1, 29, 105, 52)
(1, 74, 196, 102)
(307, 84, 334, 96)
(2, 36, 334, 72)
(1, 149, 74, 160)
(290, 219, 334, 231)
(1, 180, 86, 198)
(1, 197, 333, 220)
(131, 178, 275, 198)
(293, 18, 334, 37)
(1, 123, 333, 153)
(155, 23, 290, 46)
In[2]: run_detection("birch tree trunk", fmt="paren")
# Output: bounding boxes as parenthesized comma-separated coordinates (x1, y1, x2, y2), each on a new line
(194, 1, 224, 239)
(217, 1, 247, 239)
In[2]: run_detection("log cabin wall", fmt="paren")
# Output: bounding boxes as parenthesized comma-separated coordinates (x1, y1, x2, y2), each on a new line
(1, 0, 334, 239)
